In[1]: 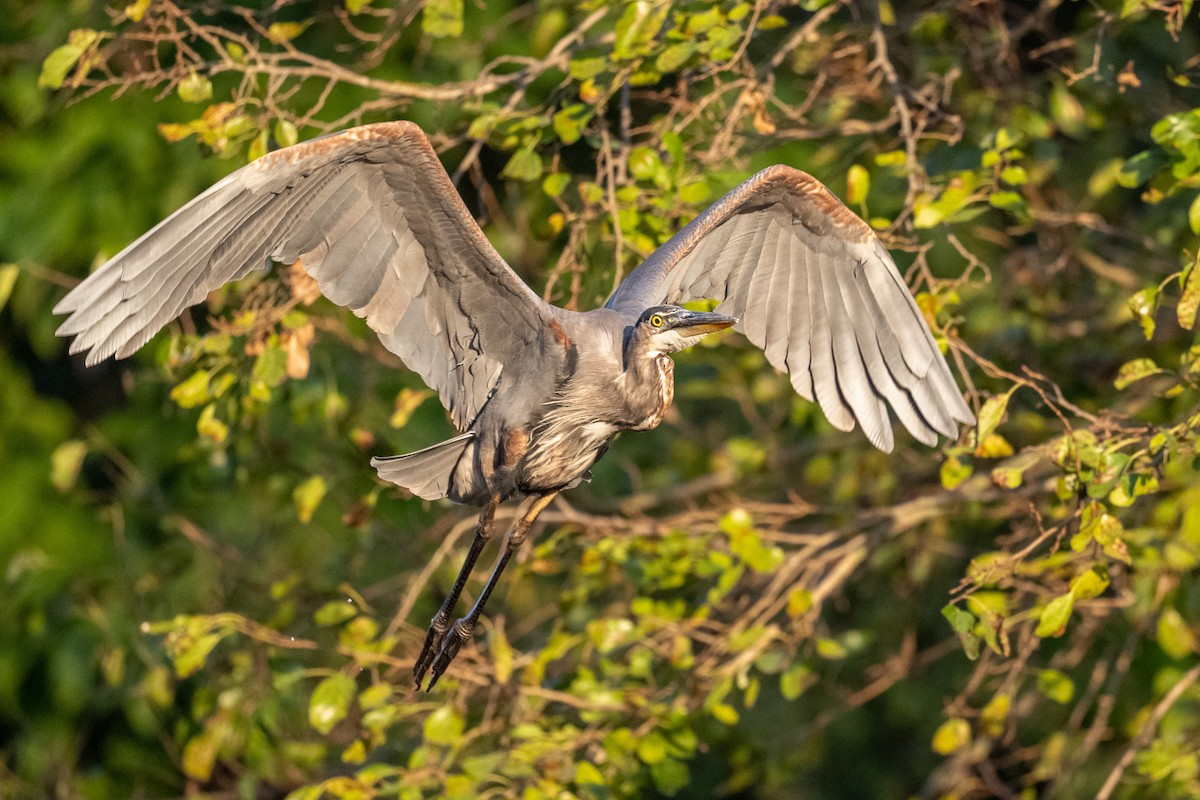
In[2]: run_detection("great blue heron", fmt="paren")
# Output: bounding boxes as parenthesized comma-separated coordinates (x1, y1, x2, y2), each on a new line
(55, 121, 975, 690)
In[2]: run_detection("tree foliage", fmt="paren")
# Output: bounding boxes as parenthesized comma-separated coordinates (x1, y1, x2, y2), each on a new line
(3, 0, 1200, 798)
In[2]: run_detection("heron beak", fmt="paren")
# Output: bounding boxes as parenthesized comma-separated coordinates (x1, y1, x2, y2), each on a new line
(671, 310, 738, 337)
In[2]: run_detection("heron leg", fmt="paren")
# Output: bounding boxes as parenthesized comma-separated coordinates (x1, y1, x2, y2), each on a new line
(413, 493, 501, 690)
(425, 491, 557, 691)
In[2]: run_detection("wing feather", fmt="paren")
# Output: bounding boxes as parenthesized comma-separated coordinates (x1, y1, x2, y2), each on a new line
(55, 122, 562, 430)
(608, 165, 974, 448)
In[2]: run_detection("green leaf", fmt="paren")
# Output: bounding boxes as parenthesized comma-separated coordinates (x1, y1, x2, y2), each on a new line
(1000, 165, 1028, 185)
(267, 21, 310, 43)
(780, 663, 814, 700)
(1157, 608, 1197, 659)
(1127, 287, 1158, 339)
(170, 370, 211, 408)
(177, 72, 212, 104)
(931, 718, 971, 755)
(0, 264, 17, 311)
(275, 119, 299, 148)
(1035, 592, 1074, 637)
(423, 705, 465, 745)
(650, 758, 689, 795)
(655, 41, 696, 73)
(1190, 193, 1200, 235)
(542, 172, 571, 198)
(575, 761, 605, 785)
(50, 440, 88, 492)
(1069, 565, 1109, 600)
(293, 475, 327, 524)
(1178, 254, 1200, 330)
(552, 104, 590, 144)
(568, 57, 607, 81)
(636, 731, 668, 764)
(1037, 669, 1074, 704)
(942, 604, 981, 659)
(182, 728, 219, 781)
(314, 599, 358, 626)
(1117, 149, 1166, 188)
(1113, 357, 1162, 389)
(422, 0, 463, 37)
(501, 146, 543, 182)
(975, 387, 1015, 445)
(309, 674, 356, 734)
(38, 29, 100, 90)
(614, 2, 669, 59)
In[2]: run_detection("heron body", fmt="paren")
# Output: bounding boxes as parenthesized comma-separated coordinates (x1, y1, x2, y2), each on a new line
(54, 121, 975, 689)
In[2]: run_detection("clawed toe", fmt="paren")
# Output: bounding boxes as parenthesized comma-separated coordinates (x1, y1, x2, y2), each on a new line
(425, 618, 475, 691)
(413, 611, 451, 689)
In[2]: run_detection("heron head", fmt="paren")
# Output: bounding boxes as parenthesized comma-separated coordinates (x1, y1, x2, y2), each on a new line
(634, 305, 738, 355)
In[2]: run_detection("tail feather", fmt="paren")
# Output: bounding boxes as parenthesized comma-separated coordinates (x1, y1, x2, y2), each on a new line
(371, 432, 475, 501)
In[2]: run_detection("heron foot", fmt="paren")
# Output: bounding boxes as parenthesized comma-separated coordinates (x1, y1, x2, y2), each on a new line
(425, 618, 476, 691)
(413, 609, 452, 690)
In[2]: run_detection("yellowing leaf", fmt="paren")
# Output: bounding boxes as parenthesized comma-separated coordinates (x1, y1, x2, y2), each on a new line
(182, 728, 219, 781)
(1035, 592, 1074, 637)
(50, 440, 88, 492)
(975, 432, 1014, 458)
(267, 21, 309, 43)
(1069, 565, 1109, 600)
(177, 71, 212, 104)
(423, 705, 465, 744)
(979, 694, 1010, 736)
(293, 475, 327, 523)
(1113, 357, 1162, 390)
(196, 404, 228, 444)
(124, 0, 150, 21)
(309, 674, 356, 734)
(1178, 253, 1200, 330)
(846, 165, 870, 206)
(931, 718, 971, 755)
(0, 264, 18, 311)
(975, 387, 1015, 444)
(940, 455, 972, 490)
(423, 0, 464, 38)
(390, 388, 432, 428)
(170, 370, 211, 408)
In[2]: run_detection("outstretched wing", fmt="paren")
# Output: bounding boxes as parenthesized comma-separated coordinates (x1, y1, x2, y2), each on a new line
(607, 166, 974, 452)
(54, 122, 556, 430)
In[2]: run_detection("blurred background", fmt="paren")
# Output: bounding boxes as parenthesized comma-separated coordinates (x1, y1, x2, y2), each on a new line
(2, 1, 1200, 798)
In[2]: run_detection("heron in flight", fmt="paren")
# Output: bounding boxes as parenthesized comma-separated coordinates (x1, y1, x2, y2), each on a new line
(55, 122, 975, 690)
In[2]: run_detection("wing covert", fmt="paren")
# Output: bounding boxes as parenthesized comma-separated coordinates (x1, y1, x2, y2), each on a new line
(607, 165, 975, 451)
(54, 122, 556, 429)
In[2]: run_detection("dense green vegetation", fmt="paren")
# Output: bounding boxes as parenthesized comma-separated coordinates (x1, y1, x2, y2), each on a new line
(3, 1, 1200, 797)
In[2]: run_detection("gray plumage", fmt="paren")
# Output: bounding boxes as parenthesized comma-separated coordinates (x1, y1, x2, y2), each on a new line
(54, 122, 975, 688)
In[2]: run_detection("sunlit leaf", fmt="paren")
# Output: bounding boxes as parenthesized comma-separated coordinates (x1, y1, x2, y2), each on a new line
(293, 475, 327, 524)
(1035, 592, 1074, 638)
(1037, 669, 1074, 704)
(931, 718, 971, 754)
(423, 705, 465, 744)
(50, 440, 87, 492)
(309, 674, 356, 734)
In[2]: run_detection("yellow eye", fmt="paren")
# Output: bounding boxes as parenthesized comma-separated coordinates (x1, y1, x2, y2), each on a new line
(650, 314, 664, 328)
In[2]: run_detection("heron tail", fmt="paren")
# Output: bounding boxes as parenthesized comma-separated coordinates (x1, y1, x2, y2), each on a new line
(371, 432, 476, 501)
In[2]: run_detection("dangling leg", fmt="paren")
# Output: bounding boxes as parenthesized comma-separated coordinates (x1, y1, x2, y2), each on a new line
(413, 493, 502, 689)
(425, 492, 558, 691)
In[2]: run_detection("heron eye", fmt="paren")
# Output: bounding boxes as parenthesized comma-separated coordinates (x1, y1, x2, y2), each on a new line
(649, 314, 664, 328)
